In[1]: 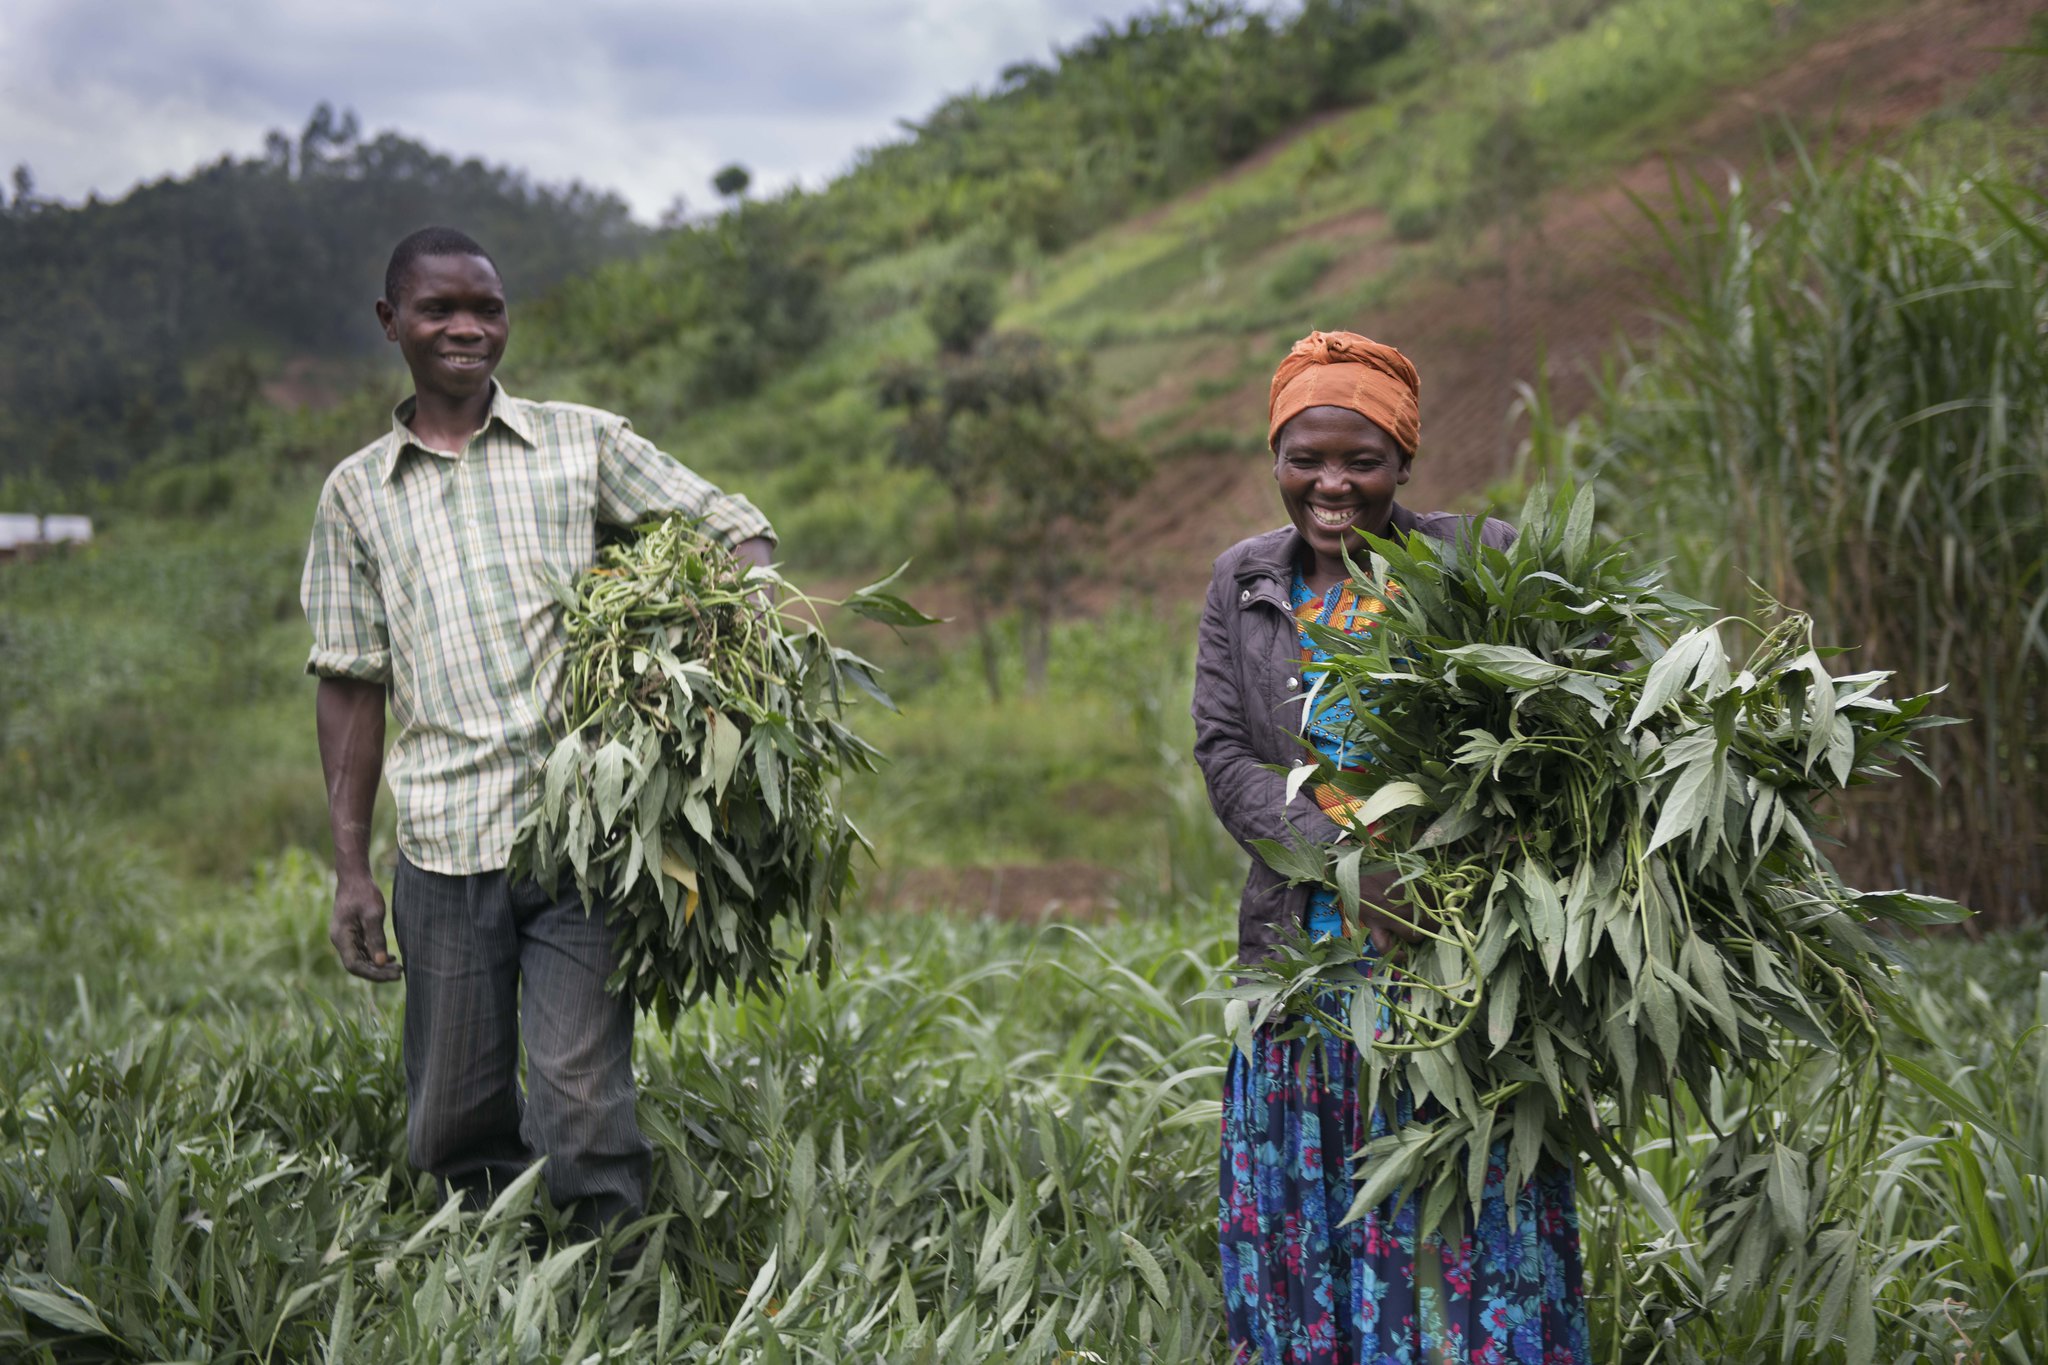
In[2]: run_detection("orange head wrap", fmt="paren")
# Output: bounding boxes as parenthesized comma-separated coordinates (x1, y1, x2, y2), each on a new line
(1266, 330, 1421, 455)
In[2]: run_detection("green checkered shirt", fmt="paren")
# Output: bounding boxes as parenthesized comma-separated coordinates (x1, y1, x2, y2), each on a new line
(301, 382, 774, 875)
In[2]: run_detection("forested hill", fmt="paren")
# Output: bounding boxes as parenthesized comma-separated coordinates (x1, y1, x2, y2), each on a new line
(0, 105, 643, 483)
(6, 0, 2030, 525)
(0, 2, 1420, 489)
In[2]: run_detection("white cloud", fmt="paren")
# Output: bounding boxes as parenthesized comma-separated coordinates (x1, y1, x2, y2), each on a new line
(0, 0, 1137, 219)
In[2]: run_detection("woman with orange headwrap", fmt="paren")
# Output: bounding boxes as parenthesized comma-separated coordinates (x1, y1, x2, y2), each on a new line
(1193, 332, 1589, 1363)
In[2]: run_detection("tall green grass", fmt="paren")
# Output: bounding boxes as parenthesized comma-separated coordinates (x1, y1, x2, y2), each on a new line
(4, 825, 2043, 1360)
(1526, 148, 2048, 922)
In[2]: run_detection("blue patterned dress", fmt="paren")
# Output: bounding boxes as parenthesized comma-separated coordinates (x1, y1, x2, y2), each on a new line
(1218, 572, 1591, 1365)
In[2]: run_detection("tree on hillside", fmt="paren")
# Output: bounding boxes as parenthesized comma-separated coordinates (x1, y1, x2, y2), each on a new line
(880, 279, 1145, 697)
(808, 0, 1417, 267)
(923, 273, 1000, 357)
(528, 195, 828, 408)
(713, 164, 752, 202)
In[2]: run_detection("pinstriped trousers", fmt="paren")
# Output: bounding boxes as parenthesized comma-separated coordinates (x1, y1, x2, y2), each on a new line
(390, 854, 651, 1234)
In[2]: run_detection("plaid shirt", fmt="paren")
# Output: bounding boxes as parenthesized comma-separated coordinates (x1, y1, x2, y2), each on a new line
(301, 382, 774, 874)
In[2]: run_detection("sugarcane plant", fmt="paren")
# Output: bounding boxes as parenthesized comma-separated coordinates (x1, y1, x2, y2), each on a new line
(1216, 483, 1966, 1353)
(510, 515, 936, 1022)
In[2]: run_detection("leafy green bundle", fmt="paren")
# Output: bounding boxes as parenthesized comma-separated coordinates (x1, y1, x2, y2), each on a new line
(1225, 485, 1962, 1346)
(510, 516, 933, 1019)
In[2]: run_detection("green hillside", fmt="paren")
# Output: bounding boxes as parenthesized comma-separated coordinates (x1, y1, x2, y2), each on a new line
(526, 0, 1918, 575)
(6, 0, 2040, 891)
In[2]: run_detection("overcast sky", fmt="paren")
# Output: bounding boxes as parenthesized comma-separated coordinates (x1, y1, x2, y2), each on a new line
(1, 0, 1159, 221)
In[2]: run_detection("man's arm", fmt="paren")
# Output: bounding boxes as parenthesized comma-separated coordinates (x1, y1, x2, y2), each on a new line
(317, 677, 401, 982)
(596, 420, 776, 554)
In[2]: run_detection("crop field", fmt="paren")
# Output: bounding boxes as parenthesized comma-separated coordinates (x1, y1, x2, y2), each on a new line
(2, 819, 2042, 1362)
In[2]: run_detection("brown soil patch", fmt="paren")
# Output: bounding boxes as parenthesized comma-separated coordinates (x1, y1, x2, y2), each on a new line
(1104, 343, 1246, 439)
(261, 356, 358, 411)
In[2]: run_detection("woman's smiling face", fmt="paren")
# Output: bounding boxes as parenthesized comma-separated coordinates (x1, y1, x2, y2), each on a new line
(1273, 404, 1412, 574)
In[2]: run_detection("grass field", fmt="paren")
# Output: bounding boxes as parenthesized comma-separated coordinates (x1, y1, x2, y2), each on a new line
(2, 826, 2042, 1362)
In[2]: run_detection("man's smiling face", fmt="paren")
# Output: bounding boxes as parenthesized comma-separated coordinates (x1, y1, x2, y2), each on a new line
(377, 253, 509, 406)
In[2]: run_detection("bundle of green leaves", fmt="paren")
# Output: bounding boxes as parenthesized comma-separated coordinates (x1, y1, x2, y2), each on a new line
(1223, 484, 1963, 1346)
(510, 515, 933, 1019)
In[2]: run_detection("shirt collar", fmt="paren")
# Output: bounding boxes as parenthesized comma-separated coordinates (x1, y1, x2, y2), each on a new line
(378, 380, 538, 483)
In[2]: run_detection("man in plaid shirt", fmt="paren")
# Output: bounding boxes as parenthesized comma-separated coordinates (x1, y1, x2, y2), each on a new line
(302, 226, 774, 1240)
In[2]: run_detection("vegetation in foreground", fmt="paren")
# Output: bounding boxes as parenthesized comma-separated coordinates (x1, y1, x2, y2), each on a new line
(1, 835, 2042, 1362)
(1236, 486, 1964, 1357)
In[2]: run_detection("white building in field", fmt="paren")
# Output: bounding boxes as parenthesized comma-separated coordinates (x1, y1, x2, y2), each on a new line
(0, 514, 94, 562)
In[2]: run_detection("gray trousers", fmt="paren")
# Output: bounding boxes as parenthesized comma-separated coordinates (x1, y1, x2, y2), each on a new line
(390, 855, 651, 1234)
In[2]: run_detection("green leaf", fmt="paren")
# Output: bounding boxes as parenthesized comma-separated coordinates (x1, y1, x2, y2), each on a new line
(1766, 1141, 1809, 1243)
(1486, 964, 1522, 1053)
(1358, 780, 1428, 828)
(1888, 1054, 2023, 1151)
(1628, 628, 1715, 731)
(1439, 643, 1572, 687)
(1519, 862, 1567, 979)
(846, 564, 944, 627)
(1645, 752, 1717, 855)
(1413, 803, 1483, 851)
(1283, 762, 1318, 808)
(542, 735, 585, 820)
(707, 709, 743, 800)
(755, 741, 784, 821)
(1333, 847, 1362, 915)
(1120, 1233, 1171, 1306)
(1639, 966, 1680, 1068)
(593, 739, 636, 830)
(1562, 482, 1595, 577)
(1248, 837, 1329, 886)
(4, 1284, 116, 1337)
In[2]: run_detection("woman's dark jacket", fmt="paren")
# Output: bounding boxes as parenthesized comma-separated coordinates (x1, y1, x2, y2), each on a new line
(1193, 503, 1516, 964)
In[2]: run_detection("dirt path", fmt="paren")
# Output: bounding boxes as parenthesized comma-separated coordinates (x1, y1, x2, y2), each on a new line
(1085, 0, 2038, 612)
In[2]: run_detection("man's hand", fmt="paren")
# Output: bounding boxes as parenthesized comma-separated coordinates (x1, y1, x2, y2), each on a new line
(316, 676, 394, 982)
(332, 876, 402, 982)
(731, 535, 777, 608)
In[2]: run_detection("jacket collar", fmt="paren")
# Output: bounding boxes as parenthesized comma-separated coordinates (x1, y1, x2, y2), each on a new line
(1232, 502, 1422, 587)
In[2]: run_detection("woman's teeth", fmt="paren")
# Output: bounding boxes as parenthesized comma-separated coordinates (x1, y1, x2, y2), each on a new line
(1310, 505, 1355, 529)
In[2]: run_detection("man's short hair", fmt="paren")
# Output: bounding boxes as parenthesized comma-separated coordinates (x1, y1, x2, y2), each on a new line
(384, 226, 500, 305)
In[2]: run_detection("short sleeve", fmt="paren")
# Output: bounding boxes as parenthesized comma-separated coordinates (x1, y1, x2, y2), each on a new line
(596, 419, 775, 549)
(301, 481, 391, 683)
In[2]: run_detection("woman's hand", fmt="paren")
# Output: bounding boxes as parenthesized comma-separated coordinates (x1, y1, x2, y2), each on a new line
(1355, 867, 1431, 954)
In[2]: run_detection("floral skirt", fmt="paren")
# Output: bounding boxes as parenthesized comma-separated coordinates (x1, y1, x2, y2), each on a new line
(1219, 1012, 1591, 1364)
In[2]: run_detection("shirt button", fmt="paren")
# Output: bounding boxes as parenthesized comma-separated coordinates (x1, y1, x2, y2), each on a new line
(1239, 589, 1251, 604)
(1286, 677, 1299, 691)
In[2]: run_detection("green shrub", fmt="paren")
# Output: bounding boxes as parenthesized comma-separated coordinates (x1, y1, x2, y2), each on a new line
(1261, 243, 1338, 303)
(1390, 197, 1442, 242)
